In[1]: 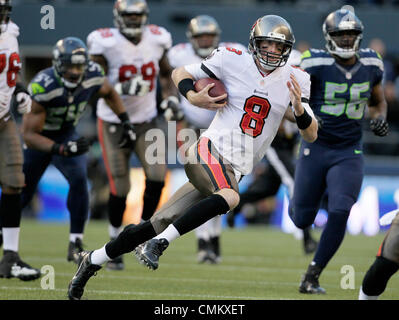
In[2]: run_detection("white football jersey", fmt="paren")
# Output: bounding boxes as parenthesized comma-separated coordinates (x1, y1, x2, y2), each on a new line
(87, 25, 172, 124)
(185, 47, 313, 176)
(0, 21, 20, 119)
(168, 42, 246, 129)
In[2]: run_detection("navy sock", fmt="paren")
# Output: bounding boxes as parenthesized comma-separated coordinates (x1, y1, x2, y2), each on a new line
(313, 212, 349, 268)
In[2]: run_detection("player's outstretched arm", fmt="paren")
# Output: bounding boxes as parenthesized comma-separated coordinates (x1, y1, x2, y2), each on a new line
(287, 73, 318, 143)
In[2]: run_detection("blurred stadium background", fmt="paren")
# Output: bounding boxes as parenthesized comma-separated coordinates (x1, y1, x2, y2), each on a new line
(11, 0, 399, 236)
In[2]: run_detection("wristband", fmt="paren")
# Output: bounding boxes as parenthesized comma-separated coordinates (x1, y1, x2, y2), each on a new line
(294, 108, 313, 130)
(118, 112, 130, 123)
(177, 78, 195, 98)
(51, 143, 62, 155)
(14, 82, 29, 96)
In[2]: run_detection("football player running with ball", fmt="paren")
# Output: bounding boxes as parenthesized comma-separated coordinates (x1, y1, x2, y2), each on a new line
(289, 8, 388, 294)
(68, 15, 318, 300)
(167, 14, 247, 264)
(86, 0, 177, 271)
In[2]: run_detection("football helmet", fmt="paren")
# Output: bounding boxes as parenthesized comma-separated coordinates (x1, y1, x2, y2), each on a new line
(249, 15, 295, 70)
(52, 37, 89, 89)
(0, 0, 11, 34)
(113, 0, 149, 39)
(186, 15, 221, 58)
(323, 9, 363, 59)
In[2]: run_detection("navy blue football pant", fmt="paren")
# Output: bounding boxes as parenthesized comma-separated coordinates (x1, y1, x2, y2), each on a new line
(289, 140, 363, 268)
(21, 130, 89, 234)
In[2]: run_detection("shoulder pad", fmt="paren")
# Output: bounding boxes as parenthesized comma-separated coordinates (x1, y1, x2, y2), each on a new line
(5, 21, 19, 38)
(87, 28, 118, 51)
(300, 49, 334, 69)
(28, 69, 64, 102)
(144, 25, 172, 50)
(359, 48, 384, 71)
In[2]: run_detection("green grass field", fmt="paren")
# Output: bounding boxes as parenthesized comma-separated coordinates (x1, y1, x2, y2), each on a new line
(1, 219, 398, 300)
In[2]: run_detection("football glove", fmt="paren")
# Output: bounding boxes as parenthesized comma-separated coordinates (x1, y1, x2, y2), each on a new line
(160, 96, 184, 121)
(16, 92, 32, 114)
(117, 112, 136, 149)
(370, 115, 389, 137)
(51, 137, 90, 157)
(114, 75, 151, 97)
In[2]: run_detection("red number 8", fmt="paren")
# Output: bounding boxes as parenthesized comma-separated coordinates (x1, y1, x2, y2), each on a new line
(239, 95, 271, 137)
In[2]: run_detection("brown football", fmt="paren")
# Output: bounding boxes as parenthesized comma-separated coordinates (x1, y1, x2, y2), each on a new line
(194, 78, 227, 103)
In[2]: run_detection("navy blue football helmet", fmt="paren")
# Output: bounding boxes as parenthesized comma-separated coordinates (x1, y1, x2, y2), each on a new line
(323, 9, 364, 59)
(52, 37, 89, 89)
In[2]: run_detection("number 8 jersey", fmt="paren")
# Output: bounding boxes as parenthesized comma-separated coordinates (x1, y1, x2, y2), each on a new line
(300, 48, 384, 148)
(87, 25, 172, 124)
(185, 47, 312, 176)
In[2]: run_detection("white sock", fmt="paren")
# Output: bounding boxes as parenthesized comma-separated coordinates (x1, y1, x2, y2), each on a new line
(90, 245, 111, 266)
(2, 227, 20, 252)
(69, 233, 83, 242)
(154, 224, 180, 243)
(358, 286, 379, 300)
(108, 224, 122, 239)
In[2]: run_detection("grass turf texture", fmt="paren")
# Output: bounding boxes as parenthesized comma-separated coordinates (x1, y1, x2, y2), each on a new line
(0, 219, 397, 300)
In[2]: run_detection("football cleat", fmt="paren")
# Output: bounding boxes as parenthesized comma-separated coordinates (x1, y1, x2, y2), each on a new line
(68, 251, 101, 300)
(105, 255, 124, 271)
(0, 250, 41, 281)
(299, 264, 326, 294)
(304, 238, 318, 255)
(197, 249, 218, 264)
(135, 238, 169, 270)
(67, 238, 84, 264)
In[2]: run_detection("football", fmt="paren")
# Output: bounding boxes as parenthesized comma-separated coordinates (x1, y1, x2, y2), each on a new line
(194, 78, 227, 103)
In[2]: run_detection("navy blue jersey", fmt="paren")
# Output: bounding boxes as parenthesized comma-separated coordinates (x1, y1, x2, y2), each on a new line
(28, 61, 105, 133)
(300, 48, 384, 147)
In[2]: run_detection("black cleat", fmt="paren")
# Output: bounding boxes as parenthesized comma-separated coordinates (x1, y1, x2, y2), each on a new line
(304, 238, 318, 255)
(67, 238, 84, 264)
(135, 238, 169, 270)
(68, 251, 101, 300)
(0, 250, 41, 281)
(299, 264, 326, 294)
(105, 255, 124, 271)
(197, 249, 218, 264)
(197, 238, 220, 264)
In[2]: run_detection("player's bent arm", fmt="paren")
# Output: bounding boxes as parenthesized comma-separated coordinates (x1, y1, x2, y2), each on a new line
(171, 66, 227, 110)
(368, 83, 388, 120)
(90, 54, 108, 75)
(97, 78, 127, 117)
(21, 100, 56, 152)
